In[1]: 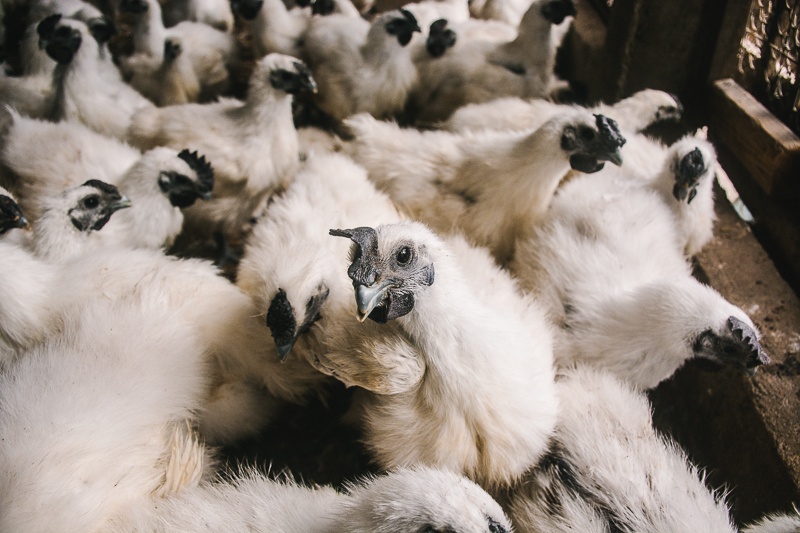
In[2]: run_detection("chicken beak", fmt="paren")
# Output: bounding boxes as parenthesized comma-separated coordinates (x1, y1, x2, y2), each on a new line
(607, 147, 623, 167)
(355, 279, 398, 322)
(19, 216, 31, 231)
(110, 194, 132, 213)
(276, 338, 297, 362)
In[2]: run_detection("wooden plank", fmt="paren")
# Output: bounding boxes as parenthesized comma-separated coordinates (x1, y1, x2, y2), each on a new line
(709, 78, 800, 196)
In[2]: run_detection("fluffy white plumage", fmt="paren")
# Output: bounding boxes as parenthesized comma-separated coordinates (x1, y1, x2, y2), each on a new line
(742, 509, 800, 533)
(1, 111, 215, 253)
(41, 16, 155, 139)
(409, 0, 575, 124)
(468, 0, 534, 26)
(0, 242, 56, 359)
(511, 134, 768, 388)
(401, 0, 470, 36)
(442, 88, 683, 134)
(128, 53, 315, 240)
(236, 152, 402, 362)
(119, 36, 204, 106)
(345, 109, 624, 265)
(321, 221, 558, 487)
(506, 366, 738, 533)
(0, 24, 59, 118)
(302, 9, 421, 121)
(109, 465, 513, 533)
(0, 299, 214, 532)
(234, 0, 313, 59)
(0, 108, 140, 222)
(160, 0, 235, 32)
(28, 0, 107, 25)
(118, 0, 239, 101)
(0, 229, 334, 441)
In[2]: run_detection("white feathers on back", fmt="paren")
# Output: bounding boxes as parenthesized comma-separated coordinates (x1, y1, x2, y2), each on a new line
(0, 299, 211, 532)
(506, 366, 738, 533)
(108, 465, 512, 533)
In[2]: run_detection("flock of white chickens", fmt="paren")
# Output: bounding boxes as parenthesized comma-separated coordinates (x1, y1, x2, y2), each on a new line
(0, 0, 797, 529)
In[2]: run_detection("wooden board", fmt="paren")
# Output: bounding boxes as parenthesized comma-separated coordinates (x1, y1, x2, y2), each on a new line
(710, 78, 800, 196)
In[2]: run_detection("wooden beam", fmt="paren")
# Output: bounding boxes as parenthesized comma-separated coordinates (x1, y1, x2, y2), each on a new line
(709, 78, 800, 196)
(707, 0, 754, 83)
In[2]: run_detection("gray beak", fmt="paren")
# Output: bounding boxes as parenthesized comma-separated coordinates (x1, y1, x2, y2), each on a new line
(110, 194, 133, 213)
(276, 339, 296, 362)
(355, 279, 398, 322)
(607, 148, 623, 167)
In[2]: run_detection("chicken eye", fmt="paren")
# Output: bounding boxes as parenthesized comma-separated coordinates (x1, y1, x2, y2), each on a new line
(579, 127, 595, 141)
(83, 195, 100, 209)
(173, 174, 192, 187)
(396, 246, 412, 265)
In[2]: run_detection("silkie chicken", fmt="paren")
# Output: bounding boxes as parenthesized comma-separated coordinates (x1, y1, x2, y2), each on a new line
(510, 134, 769, 389)
(345, 108, 625, 265)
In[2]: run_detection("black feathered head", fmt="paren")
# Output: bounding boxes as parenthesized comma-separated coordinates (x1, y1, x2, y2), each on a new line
(268, 59, 318, 95)
(38, 14, 83, 64)
(266, 284, 329, 361)
(311, 0, 335, 16)
(672, 147, 706, 203)
(426, 19, 457, 58)
(0, 195, 30, 234)
(154, 149, 215, 208)
(693, 315, 770, 376)
(118, 0, 150, 14)
(231, 0, 264, 20)
(540, 0, 576, 24)
(385, 8, 421, 47)
(561, 113, 625, 173)
(178, 149, 215, 195)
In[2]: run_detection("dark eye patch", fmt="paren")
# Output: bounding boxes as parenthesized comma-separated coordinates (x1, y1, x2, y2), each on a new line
(579, 126, 595, 141)
(82, 195, 100, 209)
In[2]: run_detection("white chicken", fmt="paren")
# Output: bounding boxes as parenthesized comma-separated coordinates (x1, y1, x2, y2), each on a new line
(0, 299, 214, 532)
(232, 0, 313, 59)
(323, 221, 558, 488)
(237, 153, 402, 362)
(409, 0, 576, 124)
(0, 23, 58, 119)
(119, 37, 204, 106)
(160, 0, 235, 32)
(345, 109, 625, 265)
(128, 53, 316, 250)
(510, 134, 769, 389)
(38, 14, 155, 139)
(1, 111, 214, 253)
(442, 87, 683, 134)
(302, 9, 421, 121)
(506, 366, 739, 533)
(117, 0, 239, 101)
